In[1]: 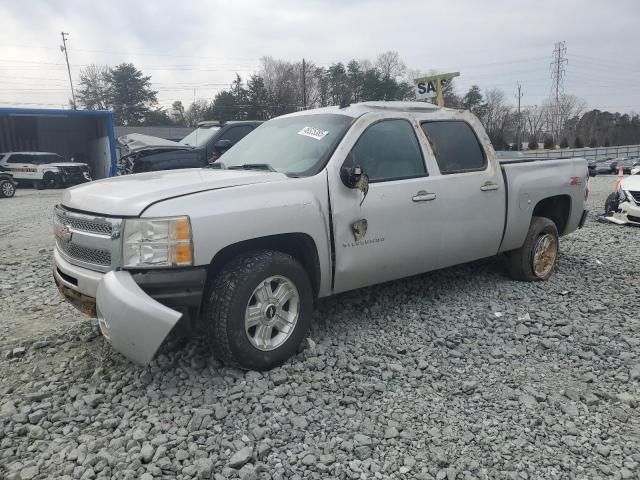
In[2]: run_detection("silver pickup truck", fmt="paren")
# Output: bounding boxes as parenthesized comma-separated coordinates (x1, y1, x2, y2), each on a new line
(53, 102, 589, 370)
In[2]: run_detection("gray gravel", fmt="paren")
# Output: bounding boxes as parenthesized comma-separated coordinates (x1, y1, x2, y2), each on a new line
(1, 177, 639, 479)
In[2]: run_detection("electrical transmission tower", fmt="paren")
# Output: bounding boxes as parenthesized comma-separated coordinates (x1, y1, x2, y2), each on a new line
(550, 41, 568, 143)
(60, 32, 77, 110)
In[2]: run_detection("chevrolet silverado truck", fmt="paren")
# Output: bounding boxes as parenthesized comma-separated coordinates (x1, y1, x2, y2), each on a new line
(53, 102, 589, 370)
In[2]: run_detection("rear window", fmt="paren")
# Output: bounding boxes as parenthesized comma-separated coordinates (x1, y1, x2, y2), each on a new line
(421, 121, 486, 174)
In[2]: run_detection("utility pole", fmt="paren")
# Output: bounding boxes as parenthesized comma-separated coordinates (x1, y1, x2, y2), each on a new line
(60, 32, 77, 110)
(550, 41, 568, 143)
(301, 58, 307, 110)
(515, 82, 523, 151)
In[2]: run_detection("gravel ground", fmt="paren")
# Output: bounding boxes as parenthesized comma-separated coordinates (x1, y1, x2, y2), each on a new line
(1, 177, 639, 480)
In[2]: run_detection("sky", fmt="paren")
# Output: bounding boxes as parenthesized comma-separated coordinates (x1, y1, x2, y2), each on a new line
(1, 0, 639, 113)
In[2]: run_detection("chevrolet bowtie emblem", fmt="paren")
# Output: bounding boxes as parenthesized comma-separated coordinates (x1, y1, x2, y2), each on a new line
(60, 226, 73, 242)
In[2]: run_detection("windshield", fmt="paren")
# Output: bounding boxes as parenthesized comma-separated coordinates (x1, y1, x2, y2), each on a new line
(180, 126, 221, 147)
(220, 114, 353, 176)
(36, 154, 64, 164)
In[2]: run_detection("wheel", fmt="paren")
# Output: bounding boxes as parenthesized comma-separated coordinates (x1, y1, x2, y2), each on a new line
(43, 172, 62, 189)
(507, 216, 559, 281)
(0, 180, 16, 198)
(604, 192, 619, 215)
(202, 250, 313, 370)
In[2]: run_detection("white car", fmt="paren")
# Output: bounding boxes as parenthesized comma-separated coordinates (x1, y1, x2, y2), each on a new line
(604, 171, 640, 225)
(0, 152, 92, 189)
(631, 162, 640, 176)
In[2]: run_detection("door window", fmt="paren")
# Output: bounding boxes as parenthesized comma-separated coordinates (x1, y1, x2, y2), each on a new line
(347, 119, 426, 182)
(219, 126, 253, 145)
(421, 121, 486, 174)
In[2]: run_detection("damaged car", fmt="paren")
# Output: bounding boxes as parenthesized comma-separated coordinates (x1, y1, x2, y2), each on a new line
(117, 121, 262, 175)
(603, 170, 640, 225)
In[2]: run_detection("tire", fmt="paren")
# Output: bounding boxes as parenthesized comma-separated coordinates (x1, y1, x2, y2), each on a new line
(604, 192, 619, 215)
(0, 180, 16, 198)
(507, 216, 559, 282)
(202, 250, 313, 370)
(43, 172, 62, 189)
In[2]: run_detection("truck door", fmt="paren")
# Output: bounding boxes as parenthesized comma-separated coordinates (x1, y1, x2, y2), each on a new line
(328, 117, 443, 293)
(420, 120, 506, 268)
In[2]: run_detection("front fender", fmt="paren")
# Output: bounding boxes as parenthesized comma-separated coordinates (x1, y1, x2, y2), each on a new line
(142, 174, 334, 297)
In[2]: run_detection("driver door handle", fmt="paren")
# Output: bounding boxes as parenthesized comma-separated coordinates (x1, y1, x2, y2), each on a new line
(412, 190, 437, 202)
(480, 181, 500, 191)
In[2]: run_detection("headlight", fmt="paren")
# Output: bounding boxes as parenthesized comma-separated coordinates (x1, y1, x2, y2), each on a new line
(122, 216, 193, 268)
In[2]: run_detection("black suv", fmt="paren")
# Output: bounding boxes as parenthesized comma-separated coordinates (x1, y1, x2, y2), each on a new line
(117, 121, 262, 175)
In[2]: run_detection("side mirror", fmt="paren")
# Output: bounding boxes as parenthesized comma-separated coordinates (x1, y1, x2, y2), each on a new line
(214, 139, 233, 151)
(340, 163, 369, 205)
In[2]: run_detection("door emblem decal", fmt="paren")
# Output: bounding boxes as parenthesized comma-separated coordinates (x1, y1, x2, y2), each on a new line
(351, 219, 368, 242)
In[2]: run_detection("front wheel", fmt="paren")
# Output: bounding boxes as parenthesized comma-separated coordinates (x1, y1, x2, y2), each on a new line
(202, 250, 313, 370)
(507, 216, 559, 281)
(0, 180, 16, 198)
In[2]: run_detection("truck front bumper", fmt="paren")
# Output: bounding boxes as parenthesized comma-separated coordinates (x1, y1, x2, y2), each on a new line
(53, 250, 206, 365)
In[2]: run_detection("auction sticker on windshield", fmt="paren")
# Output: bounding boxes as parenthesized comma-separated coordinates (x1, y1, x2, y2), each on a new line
(298, 126, 329, 140)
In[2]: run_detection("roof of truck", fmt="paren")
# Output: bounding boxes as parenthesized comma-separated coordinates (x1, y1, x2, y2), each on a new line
(283, 101, 461, 119)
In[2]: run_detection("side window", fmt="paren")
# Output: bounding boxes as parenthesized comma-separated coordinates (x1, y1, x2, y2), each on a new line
(7, 155, 23, 164)
(421, 121, 486, 174)
(219, 126, 253, 145)
(348, 119, 426, 182)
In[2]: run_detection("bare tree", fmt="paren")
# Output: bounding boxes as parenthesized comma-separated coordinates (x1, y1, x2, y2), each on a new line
(184, 99, 209, 127)
(76, 64, 110, 110)
(375, 51, 406, 79)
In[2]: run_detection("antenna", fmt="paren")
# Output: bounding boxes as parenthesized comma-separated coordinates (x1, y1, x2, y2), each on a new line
(60, 32, 77, 110)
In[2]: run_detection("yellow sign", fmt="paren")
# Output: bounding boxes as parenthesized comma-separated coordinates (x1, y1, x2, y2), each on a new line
(415, 72, 460, 107)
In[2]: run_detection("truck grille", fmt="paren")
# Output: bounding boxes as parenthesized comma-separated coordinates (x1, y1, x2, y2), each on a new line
(629, 191, 640, 203)
(59, 166, 91, 184)
(54, 206, 122, 272)
(54, 209, 112, 236)
(56, 239, 111, 266)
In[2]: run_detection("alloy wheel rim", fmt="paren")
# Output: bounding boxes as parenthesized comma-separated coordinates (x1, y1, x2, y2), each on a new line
(532, 233, 557, 278)
(245, 275, 300, 351)
(2, 182, 14, 196)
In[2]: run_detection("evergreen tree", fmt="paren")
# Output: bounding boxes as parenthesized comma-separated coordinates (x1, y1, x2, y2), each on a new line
(106, 63, 157, 125)
(528, 135, 538, 150)
(573, 136, 584, 148)
(559, 136, 569, 148)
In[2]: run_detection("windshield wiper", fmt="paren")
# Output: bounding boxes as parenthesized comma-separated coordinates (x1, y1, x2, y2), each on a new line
(228, 163, 276, 172)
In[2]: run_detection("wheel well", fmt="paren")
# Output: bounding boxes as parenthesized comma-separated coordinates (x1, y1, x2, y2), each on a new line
(206, 233, 322, 299)
(532, 195, 571, 235)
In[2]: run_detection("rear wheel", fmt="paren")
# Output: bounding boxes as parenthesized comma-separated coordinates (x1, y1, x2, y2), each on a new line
(202, 250, 312, 370)
(0, 180, 16, 198)
(507, 216, 559, 281)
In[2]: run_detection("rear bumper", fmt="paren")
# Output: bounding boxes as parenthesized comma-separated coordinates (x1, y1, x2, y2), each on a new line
(53, 249, 206, 365)
(578, 209, 589, 229)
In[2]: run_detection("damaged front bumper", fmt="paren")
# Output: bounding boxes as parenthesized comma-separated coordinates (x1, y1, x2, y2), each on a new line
(53, 250, 205, 365)
(604, 200, 640, 226)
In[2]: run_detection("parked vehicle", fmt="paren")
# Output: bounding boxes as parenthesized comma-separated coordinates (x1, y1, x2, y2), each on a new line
(615, 157, 639, 174)
(587, 160, 597, 177)
(53, 102, 589, 370)
(631, 161, 640, 176)
(596, 158, 617, 174)
(0, 165, 17, 198)
(604, 169, 640, 225)
(117, 121, 262, 175)
(495, 151, 525, 159)
(0, 152, 91, 189)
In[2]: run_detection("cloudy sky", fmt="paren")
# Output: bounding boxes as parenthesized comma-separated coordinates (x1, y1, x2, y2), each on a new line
(1, 0, 638, 113)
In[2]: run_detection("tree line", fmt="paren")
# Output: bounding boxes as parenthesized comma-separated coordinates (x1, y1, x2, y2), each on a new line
(76, 52, 640, 150)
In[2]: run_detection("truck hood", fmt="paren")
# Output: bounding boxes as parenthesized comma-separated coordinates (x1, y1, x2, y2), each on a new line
(118, 133, 193, 153)
(62, 168, 288, 216)
(51, 162, 88, 168)
(621, 174, 640, 191)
